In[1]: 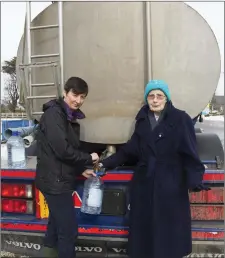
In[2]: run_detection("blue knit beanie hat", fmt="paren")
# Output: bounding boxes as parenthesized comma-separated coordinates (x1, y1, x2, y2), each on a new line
(144, 80, 171, 103)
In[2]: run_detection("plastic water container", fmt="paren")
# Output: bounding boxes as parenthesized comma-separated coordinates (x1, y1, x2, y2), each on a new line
(7, 131, 26, 168)
(81, 174, 104, 215)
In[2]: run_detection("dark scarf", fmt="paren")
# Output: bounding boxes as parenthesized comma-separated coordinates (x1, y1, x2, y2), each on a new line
(147, 102, 168, 130)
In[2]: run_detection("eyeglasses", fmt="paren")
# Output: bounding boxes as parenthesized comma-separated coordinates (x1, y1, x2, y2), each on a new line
(148, 94, 166, 100)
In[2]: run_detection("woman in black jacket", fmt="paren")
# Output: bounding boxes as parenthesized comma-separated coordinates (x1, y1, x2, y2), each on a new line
(35, 77, 99, 258)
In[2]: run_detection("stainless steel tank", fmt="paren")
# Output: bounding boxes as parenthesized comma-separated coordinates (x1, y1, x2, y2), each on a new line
(16, 2, 221, 144)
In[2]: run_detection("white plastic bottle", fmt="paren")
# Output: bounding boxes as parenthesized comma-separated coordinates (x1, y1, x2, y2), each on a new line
(81, 174, 104, 215)
(7, 131, 26, 168)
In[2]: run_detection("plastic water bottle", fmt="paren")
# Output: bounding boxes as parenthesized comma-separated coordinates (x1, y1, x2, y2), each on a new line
(7, 131, 26, 168)
(81, 174, 104, 215)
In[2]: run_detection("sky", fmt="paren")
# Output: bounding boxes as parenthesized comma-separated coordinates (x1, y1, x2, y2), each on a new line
(1, 1, 224, 100)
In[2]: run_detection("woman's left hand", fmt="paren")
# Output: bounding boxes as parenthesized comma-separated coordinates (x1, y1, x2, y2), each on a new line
(82, 169, 96, 178)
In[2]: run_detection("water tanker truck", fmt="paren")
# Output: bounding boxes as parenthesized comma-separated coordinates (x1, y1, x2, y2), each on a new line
(1, 2, 224, 257)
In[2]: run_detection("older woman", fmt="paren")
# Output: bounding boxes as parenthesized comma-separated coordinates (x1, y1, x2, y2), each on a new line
(98, 80, 209, 258)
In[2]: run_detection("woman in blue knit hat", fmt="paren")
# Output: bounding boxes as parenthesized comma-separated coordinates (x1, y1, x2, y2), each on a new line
(97, 79, 209, 258)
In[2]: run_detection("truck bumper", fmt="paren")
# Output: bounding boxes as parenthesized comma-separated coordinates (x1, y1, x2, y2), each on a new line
(1, 230, 224, 258)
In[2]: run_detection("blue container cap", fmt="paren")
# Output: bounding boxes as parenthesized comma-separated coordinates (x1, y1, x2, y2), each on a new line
(12, 131, 19, 136)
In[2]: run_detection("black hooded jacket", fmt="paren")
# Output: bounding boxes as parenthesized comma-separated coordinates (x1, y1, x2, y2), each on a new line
(35, 98, 92, 194)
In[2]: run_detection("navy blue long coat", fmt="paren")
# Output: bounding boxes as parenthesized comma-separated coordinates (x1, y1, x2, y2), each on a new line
(102, 102, 205, 258)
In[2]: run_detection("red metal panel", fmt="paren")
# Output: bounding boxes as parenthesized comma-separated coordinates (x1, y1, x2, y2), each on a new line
(1, 169, 224, 183)
(189, 187, 224, 204)
(35, 188, 41, 219)
(191, 205, 224, 220)
(1, 222, 224, 240)
(1, 170, 36, 179)
(203, 172, 224, 182)
(192, 231, 224, 240)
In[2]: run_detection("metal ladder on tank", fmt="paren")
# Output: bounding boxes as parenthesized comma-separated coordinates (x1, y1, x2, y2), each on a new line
(19, 1, 64, 119)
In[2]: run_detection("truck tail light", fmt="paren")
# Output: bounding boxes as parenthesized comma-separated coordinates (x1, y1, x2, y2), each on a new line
(1, 183, 33, 198)
(189, 187, 224, 204)
(1, 199, 34, 214)
(191, 205, 224, 220)
(1, 183, 34, 215)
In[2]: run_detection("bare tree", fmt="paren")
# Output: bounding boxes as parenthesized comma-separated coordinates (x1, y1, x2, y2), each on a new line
(4, 77, 19, 112)
(1, 101, 7, 113)
(2, 57, 19, 112)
